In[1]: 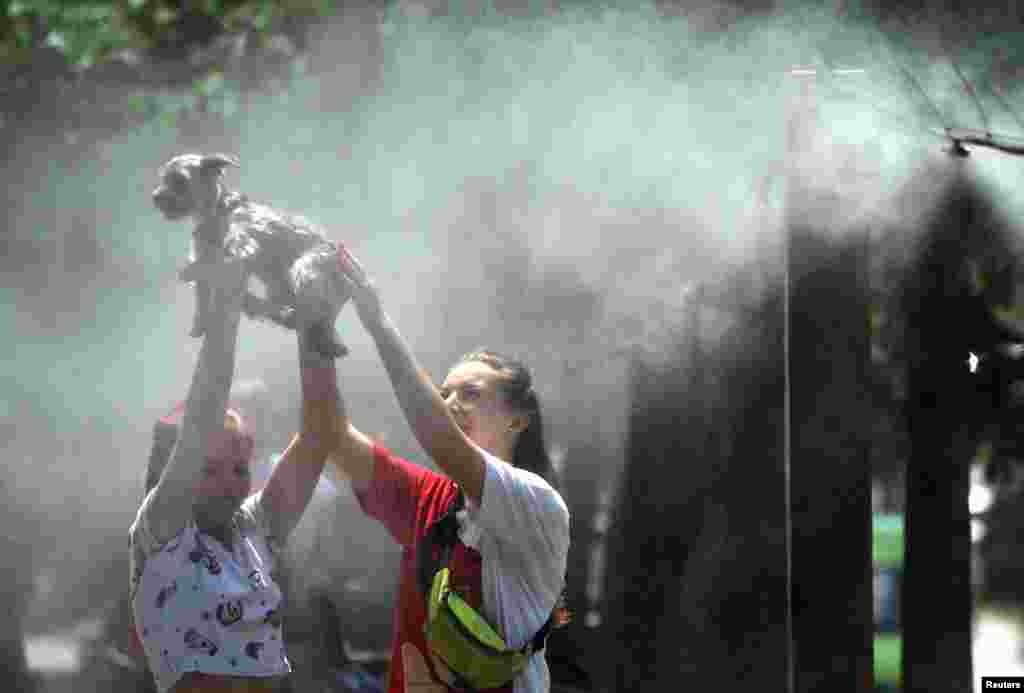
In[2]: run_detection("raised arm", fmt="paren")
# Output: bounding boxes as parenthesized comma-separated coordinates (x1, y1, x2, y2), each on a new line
(334, 244, 486, 503)
(326, 383, 376, 494)
(258, 328, 369, 538)
(143, 259, 247, 544)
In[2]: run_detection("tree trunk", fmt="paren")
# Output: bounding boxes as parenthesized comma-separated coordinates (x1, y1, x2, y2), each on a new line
(785, 70, 874, 692)
(897, 173, 996, 693)
(902, 387, 974, 693)
(787, 224, 874, 693)
(603, 276, 789, 692)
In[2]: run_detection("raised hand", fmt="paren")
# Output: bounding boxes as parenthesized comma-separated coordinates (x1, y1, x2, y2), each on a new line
(334, 241, 383, 330)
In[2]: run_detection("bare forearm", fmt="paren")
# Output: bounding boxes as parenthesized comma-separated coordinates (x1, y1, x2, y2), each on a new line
(298, 335, 343, 448)
(365, 314, 483, 499)
(148, 307, 242, 537)
(366, 314, 452, 453)
(260, 335, 339, 540)
(320, 363, 375, 490)
(178, 310, 242, 463)
(331, 243, 471, 492)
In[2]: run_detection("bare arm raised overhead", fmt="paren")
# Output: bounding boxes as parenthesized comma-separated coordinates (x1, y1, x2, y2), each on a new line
(141, 258, 247, 545)
(332, 244, 486, 504)
(257, 326, 348, 540)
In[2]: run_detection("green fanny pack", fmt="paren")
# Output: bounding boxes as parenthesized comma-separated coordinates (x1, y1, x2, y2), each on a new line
(416, 490, 551, 691)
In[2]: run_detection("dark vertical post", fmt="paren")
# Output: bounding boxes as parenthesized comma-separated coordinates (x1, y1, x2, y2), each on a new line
(899, 175, 977, 693)
(602, 266, 789, 692)
(785, 68, 874, 693)
(546, 438, 601, 693)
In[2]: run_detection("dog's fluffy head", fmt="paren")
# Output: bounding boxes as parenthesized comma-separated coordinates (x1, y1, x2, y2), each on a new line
(152, 153, 240, 221)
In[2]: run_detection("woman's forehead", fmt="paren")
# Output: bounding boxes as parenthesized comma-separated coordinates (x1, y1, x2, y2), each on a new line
(444, 360, 500, 387)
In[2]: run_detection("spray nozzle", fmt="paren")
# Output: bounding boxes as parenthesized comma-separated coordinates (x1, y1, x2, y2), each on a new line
(947, 139, 970, 158)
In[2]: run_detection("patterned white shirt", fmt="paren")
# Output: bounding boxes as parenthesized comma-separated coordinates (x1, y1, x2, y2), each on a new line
(130, 490, 291, 693)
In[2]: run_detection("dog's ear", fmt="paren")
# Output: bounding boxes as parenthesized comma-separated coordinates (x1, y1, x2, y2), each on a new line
(199, 153, 240, 178)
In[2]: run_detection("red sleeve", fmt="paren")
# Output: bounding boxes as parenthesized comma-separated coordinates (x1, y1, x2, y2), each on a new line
(354, 442, 452, 548)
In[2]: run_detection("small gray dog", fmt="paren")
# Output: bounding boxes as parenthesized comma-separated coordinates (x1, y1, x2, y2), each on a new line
(151, 152, 351, 359)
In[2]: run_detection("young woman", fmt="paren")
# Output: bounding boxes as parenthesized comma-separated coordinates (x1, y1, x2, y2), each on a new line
(327, 244, 570, 693)
(129, 257, 340, 693)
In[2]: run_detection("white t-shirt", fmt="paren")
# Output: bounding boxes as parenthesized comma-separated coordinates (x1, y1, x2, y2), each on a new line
(129, 490, 291, 693)
(459, 451, 571, 693)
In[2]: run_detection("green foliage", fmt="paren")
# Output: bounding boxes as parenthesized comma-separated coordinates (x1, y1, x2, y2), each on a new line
(873, 513, 904, 568)
(873, 634, 901, 686)
(1, 0, 337, 63)
(4, 0, 144, 69)
(1, 0, 340, 132)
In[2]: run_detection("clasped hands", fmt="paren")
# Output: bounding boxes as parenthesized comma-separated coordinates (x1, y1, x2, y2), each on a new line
(334, 241, 384, 332)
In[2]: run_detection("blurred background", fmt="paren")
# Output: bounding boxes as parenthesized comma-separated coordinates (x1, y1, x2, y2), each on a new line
(5, 1, 1024, 692)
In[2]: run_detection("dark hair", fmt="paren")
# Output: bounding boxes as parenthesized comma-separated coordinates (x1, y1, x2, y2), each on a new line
(456, 349, 560, 491)
(457, 348, 571, 628)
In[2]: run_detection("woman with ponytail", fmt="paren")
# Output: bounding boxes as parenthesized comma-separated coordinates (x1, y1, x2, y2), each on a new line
(325, 244, 571, 693)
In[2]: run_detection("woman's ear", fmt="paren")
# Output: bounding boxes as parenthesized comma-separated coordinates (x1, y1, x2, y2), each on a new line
(507, 413, 529, 434)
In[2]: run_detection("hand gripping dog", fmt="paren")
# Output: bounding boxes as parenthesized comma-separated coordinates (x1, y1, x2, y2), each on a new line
(151, 152, 352, 359)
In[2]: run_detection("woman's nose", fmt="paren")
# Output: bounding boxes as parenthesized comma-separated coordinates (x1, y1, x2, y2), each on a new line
(446, 395, 463, 417)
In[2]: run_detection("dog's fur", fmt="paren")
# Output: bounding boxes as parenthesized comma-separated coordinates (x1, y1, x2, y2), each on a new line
(152, 153, 350, 359)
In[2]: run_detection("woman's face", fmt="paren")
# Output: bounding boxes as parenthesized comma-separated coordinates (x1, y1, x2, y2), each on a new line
(193, 428, 252, 530)
(439, 361, 525, 457)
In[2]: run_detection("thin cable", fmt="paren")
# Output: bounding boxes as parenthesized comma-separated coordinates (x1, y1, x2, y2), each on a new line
(783, 193, 794, 693)
(782, 70, 799, 693)
(949, 60, 991, 135)
(872, 28, 949, 131)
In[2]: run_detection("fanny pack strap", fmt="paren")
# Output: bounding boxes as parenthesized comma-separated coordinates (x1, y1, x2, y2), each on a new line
(415, 489, 465, 598)
(415, 488, 552, 655)
(528, 614, 552, 654)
